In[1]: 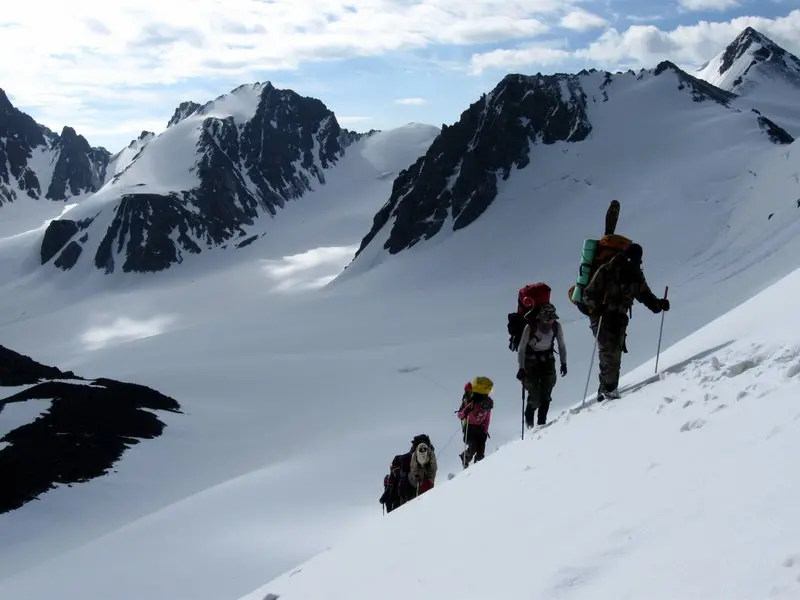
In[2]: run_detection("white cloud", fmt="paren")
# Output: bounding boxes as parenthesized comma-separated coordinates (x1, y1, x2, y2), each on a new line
(0, 0, 571, 147)
(395, 98, 427, 105)
(471, 46, 573, 73)
(0, 0, 563, 105)
(678, 0, 740, 12)
(470, 9, 800, 73)
(559, 9, 608, 31)
(576, 10, 800, 68)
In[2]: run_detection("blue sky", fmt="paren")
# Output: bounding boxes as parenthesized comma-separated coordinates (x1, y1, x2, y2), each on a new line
(1, 1, 799, 151)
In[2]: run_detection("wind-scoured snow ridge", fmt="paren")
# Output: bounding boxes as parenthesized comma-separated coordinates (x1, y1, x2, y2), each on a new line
(694, 26, 800, 136)
(104, 131, 155, 184)
(241, 265, 800, 600)
(351, 52, 793, 268)
(36, 82, 405, 275)
(0, 89, 110, 209)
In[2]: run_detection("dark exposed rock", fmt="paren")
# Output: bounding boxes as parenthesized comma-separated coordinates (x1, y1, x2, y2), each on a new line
(354, 55, 793, 261)
(654, 61, 736, 105)
(167, 101, 202, 127)
(41, 218, 93, 264)
(753, 109, 794, 144)
(355, 72, 592, 256)
(43, 83, 349, 273)
(0, 345, 181, 514)
(0, 88, 110, 205)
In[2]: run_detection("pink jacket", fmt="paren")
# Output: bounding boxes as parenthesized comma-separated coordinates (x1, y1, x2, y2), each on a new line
(458, 400, 492, 432)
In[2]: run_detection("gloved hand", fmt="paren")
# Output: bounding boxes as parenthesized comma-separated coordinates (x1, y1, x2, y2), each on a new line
(659, 298, 670, 311)
(560, 363, 567, 377)
(516, 368, 525, 381)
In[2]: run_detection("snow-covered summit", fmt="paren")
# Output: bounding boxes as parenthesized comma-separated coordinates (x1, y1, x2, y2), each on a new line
(694, 27, 800, 135)
(695, 27, 800, 92)
(36, 82, 437, 275)
(350, 57, 791, 268)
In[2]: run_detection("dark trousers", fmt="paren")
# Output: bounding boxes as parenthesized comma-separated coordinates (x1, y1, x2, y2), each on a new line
(590, 312, 628, 392)
(461, 425, 488, 466)
(523, 352, 557, 425)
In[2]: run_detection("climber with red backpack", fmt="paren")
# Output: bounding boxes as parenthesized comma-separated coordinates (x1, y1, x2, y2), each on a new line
(508, 283, 567, 427)
(515, 303, 567, 427)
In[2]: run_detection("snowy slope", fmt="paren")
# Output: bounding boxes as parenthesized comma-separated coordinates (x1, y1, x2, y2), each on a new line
(103, 130, 155, 184)
(243, 265, 800, 600)
(694, 27, 800, 136)
(1, 131, 800, 600)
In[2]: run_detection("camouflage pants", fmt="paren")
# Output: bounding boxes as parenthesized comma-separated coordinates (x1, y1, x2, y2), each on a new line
(590, 312, 628, 392)
(523, 352, 557, 425)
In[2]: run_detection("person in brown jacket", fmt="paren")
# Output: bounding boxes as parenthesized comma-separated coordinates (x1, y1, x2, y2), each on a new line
(582, 243, 669, 400)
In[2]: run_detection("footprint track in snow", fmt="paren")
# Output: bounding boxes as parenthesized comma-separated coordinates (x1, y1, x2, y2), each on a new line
(680, 419, 706, 432)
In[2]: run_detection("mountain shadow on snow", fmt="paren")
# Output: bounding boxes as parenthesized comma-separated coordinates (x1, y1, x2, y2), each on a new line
(0, 345, 182, 514)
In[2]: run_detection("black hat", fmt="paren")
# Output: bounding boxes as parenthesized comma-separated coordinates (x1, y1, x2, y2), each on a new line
(624, 243, 643, 263)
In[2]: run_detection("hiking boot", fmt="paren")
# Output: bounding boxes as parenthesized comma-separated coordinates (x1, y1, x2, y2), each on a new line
(524, 403, 535, 427)
(597, 386, 619, 402)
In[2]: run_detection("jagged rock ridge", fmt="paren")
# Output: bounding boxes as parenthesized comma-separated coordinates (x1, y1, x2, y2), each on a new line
(354, 58, 790, 259)
(355, 72, 592, 256)
(0, 89, 110, 205)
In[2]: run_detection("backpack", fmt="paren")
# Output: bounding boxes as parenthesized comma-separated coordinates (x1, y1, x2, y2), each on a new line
(507, 283, 551, 351)
(568, 234, 632, 316)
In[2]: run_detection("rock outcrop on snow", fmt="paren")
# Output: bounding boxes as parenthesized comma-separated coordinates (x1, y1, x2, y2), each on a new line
(0, 345, 181, 514)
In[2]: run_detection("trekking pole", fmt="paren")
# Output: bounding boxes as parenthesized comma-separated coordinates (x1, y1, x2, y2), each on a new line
(521, 383, 525, 440)
(654, 286, 668, 374)
(581, 314, 603, 408)
(463, 421, 470, 468)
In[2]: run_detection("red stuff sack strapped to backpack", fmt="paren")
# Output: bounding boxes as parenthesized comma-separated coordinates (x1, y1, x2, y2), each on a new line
(507, 282, 551, 352)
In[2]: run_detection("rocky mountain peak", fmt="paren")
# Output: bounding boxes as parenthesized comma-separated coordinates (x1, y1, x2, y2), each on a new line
(41, 82, 352, 274)
(698, 27, 800, 92)
(354, 70, 592, 257)
(167, 101, 202, 128)
(0, 91, 109, 204)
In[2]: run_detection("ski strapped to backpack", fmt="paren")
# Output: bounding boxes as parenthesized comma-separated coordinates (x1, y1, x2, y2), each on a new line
(507, 282, 551, 351)
(567, 200, 634, 316)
